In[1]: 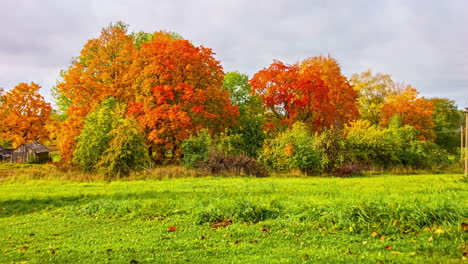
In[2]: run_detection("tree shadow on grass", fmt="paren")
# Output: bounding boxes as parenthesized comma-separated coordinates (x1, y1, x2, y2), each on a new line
(0, 189, 213, 218)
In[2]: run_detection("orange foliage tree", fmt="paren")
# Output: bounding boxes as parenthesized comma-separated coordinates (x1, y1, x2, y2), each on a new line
(380, 85, 435, 141)
(56, 23, 135, 162)
(128, 32, 239, 163)
(0, 82, 52, 147)
(250, 56, 358, 132)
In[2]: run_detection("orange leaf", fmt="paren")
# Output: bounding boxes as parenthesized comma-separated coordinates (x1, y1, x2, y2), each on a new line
(167, 226, 177, 232)
(371, 232, 378, 237)
(385, 245, 393, 250)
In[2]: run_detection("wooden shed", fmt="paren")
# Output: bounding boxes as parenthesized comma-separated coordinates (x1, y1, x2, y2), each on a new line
(12, 142, 50, 163)
(0, 146, 13, 162)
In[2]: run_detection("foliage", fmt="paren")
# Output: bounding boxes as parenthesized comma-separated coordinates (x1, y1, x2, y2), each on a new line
(260, 122, 321, 173)
(223, 72, 265, 158)
(128, 32, 239, 163)
(0, 82, 52, 148)
(344, 119, 455, 170)
(73, 98, 122, 171)
(344, 120, 397, 168)
(56, 23, 135, 162)
(314, 128, 347, 172)
(429, 98, 463, 153)
(181, 129, 212, 168)
(97, 118, 150, 178)
(380, 85, 435, 141)
(349, 70, 401, 124)
(250, 56, 359, 132)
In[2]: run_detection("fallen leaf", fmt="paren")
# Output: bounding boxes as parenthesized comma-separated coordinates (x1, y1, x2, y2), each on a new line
(379, 235, 386, 242)
(371, 232, 378, 237)
(392, 220, 398, 226)
(282, 229, 289, 233)
(385, 245, 392, 250)
(428, 236, 433, 242)
(362, 241, 368, 245)
(19, 246, 29, 251)
(261, 228, 270, 233)
(317, 228, 323, 232)
(210, 219, 232, 229)
(461, 222, 467, 232)
(433, 228, 444, 235)
(167, 226, 177, 232)
(391, 251, 402, 254)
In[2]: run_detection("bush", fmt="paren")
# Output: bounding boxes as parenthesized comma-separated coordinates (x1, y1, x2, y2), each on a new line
(260, 122, 321, 174)
(181, 129, 211, 168)
(198, 150, 267, 177)
(97, 119, 150, 178)
(314, 128, 347, 172)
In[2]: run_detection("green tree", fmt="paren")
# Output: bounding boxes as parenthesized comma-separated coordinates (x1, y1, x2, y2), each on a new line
(181, 129, 212, 168)
(223, 72, 265, 157)
(429, 98, 463, 153)
(73, 98, 123, 171)
(97, 118, 150, 178)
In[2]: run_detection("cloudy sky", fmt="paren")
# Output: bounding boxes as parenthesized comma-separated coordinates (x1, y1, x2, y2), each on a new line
(1, 0, 467, 108)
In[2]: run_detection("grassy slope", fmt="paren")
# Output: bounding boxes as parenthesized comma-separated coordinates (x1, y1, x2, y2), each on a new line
(0, 174, 466, 263)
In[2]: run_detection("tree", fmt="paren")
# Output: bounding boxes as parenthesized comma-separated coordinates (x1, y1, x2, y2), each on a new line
(223, 72, 265, 157)
(0, 82, 51, 148)
(128, 32, 239, 163)
(97, 118, 150, 178)
(73, 98, 123, 171)
(380, 85, 435, 141)
(250, 56, 359, 132)
(349, 70, 401, 124)
(429, 97, 463, 152)
(56, 22, 136, 162)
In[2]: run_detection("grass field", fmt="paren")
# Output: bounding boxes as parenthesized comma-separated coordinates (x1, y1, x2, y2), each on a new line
(0, 173, 467, 263)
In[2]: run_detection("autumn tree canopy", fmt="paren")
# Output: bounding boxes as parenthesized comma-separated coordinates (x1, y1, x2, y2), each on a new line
(0, 82, 51, 148)
(56, 22, 136, 162)
(349, 70, 402, 125)
(250, 56, 358, 132)
(128, 32, 239, 163)
(380, 85, 435, 141)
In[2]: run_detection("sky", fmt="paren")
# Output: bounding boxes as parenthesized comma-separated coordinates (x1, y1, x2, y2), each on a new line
(1, 0, 467, 109)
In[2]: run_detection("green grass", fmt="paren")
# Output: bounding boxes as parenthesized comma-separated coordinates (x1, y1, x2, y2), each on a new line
(0, 174, 467, 263)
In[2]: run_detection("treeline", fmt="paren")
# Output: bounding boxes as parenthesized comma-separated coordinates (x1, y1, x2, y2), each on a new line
(0, 22, 464, 177)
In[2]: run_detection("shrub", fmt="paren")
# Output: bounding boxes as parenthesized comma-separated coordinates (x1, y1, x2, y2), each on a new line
(97, 119, 150, 178)
(314, 128, 347, 172)
(260, 122, 321, 174)
(198, 150, 267, 177)
(181, 129, 211, 168)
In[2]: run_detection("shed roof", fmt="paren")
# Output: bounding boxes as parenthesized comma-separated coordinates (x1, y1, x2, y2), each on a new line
(22, 142, 50, 153)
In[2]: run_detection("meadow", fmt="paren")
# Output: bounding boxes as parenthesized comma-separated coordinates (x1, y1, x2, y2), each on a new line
(0, 168, 467, 263)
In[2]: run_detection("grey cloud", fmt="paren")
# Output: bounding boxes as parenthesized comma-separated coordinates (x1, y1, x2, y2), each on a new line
(0, 0, 467, 107)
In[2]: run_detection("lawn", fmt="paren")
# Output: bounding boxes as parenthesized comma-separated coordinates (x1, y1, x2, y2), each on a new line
(0, 173, 467, 263)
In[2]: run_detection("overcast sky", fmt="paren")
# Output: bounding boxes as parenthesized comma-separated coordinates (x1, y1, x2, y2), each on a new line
(1, 0, 467, 108)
